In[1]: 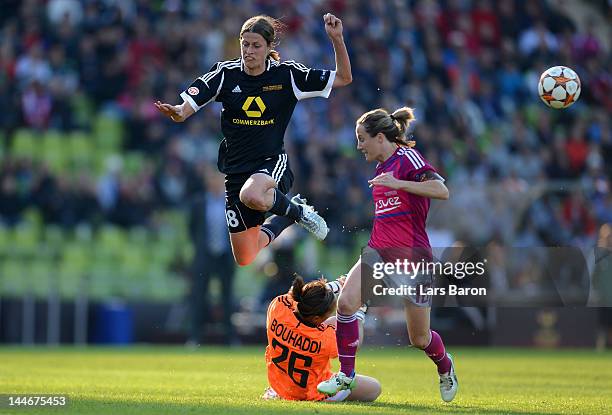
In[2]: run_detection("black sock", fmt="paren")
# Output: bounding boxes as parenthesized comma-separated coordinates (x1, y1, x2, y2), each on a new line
(268, 189, 301, 221)
(261, 215, 294, 245)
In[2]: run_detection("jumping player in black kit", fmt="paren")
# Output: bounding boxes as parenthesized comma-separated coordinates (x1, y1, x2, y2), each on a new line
(155, 14, 352, 266)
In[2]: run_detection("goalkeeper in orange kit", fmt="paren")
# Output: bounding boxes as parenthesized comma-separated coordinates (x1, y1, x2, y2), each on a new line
(263, 275, 380, 402)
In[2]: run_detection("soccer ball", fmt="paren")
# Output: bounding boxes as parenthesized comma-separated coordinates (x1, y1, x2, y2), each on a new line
(538, 66, 581, 109)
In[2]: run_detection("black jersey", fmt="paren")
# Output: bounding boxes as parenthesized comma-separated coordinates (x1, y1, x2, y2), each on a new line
(180, 58, 335, 175)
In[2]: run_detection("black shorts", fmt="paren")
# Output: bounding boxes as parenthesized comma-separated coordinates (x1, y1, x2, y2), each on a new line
(224, 154, 294, 233)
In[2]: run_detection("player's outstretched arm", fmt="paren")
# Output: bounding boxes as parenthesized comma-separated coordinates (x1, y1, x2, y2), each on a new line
(154, 100, 195, 123)
(369, 171, 449, 200)
(324, 13, 352, 88)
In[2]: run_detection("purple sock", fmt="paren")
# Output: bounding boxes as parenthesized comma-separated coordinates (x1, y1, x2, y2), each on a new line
(336, 313, 359, 376)
(423, 330, 452, 374)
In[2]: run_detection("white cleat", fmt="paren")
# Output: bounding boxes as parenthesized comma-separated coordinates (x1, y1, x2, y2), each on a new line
(439, 353, 458, 402)
(317, 371, 356, 396)
(261, 387, 280, 400)
(291, 194, 329, 240)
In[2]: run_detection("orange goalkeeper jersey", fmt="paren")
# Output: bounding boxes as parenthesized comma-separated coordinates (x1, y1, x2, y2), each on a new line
(265, 294, 338, 401)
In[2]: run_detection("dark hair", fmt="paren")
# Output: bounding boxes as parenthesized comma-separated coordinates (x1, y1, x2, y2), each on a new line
(240, 15, 285, 62)
(291, 274, 335, 323)
(356, 107, 417, 147)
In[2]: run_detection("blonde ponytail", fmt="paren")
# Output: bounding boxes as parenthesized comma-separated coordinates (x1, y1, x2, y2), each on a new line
(390, 107, 416, 147)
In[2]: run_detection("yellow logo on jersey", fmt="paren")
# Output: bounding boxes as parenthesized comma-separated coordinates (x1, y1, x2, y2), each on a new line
(242, 96, 266, 118)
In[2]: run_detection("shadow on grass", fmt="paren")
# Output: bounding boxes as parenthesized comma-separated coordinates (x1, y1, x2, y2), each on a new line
(354, 400, 560, 415)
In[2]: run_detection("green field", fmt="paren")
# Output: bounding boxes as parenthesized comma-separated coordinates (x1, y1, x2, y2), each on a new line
(1, 346, 611, 415)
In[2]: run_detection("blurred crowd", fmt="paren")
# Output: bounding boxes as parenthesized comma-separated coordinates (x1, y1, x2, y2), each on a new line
(0, 0, 610, 250)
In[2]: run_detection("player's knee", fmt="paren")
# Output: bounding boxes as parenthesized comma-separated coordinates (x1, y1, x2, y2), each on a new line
(368, 381, 382, 401)
(232, 250, 255, 267)
(409, 332, 430, 349)
(239, 188, 267, 211)
(337, 294, 360, 316)
(357, 378, 381, 402)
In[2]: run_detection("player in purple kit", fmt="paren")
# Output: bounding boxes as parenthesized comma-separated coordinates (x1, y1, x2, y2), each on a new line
(318, 107, 458, 402)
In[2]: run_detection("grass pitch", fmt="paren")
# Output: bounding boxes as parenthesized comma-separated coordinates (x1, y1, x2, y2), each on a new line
(1, 346, 611, 414)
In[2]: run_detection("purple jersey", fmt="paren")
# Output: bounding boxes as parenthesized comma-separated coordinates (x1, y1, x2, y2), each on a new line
(368, 147, 437, 255)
